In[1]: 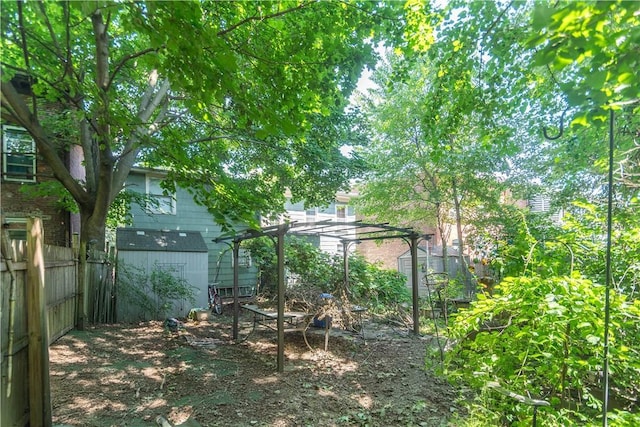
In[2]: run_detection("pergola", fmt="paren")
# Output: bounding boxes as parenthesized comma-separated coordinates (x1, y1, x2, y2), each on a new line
(215, 220, 433, 372)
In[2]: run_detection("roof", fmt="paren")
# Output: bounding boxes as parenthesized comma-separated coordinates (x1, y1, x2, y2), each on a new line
(398, 247, 428, 259)
(116, 228, 208, 252)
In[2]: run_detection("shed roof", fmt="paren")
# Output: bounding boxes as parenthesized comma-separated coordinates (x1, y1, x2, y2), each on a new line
(116, 228, 208, 252)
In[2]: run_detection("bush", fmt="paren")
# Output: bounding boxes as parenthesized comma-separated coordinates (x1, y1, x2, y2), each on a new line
(444, 273, 640, 426)
(243, 236, 410, 308)
(348, 254, 410, 309)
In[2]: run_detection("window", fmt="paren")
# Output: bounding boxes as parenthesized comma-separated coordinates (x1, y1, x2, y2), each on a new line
(306, 208, 316, 220)
(2, 217, 27, 241)
(2, 125, 36, 182)
(528, 195, 551, 213)
(336, 205, 346, 219)
(146, 175, 176, 214)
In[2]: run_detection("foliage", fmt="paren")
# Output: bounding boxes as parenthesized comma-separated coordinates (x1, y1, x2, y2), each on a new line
(353, 52, 512, 224)
(347, 254, 410, 309)
(562, 200, 640, 298)
(242, 235, 334, 293)
(444, 274, 640, 426)
(243, 236, 409, 308)
(1, 0, 404, 323)
(484, 207, 566, 280)
(116, 261, 196, 320)
(528, 1, 640, 117)
(0, 0, 405, 243)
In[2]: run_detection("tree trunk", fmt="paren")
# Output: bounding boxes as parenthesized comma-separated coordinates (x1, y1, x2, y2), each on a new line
(76, 206, 108, 330)
(451, 178, 468, 296)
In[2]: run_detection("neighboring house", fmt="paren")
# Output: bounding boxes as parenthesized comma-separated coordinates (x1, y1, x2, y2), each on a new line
(0, 120, 76, 247)
(281, 189, 358, 256)
(121, 167, 258, 301)
(528, 194, 564, 224)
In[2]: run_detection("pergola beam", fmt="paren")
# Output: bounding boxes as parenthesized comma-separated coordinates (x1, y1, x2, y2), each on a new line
(214, 220, 432, 372)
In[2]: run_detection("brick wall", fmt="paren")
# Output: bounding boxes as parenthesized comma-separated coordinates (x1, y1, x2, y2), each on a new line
(1, 149, 71, 247)
(1, 78, 73, 247)
(357, 239, 408, 270)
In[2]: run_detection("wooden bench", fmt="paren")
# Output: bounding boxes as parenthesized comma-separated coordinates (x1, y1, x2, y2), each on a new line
(242, 304, 331, 350)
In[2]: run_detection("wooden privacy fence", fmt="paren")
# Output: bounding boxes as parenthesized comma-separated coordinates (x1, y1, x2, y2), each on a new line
(87, 250, 117, 324)
(1, 220, 78, 427)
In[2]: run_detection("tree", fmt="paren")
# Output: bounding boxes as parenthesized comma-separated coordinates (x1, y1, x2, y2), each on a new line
(1, 0, 404, 326)
(353, 51, 513, 285)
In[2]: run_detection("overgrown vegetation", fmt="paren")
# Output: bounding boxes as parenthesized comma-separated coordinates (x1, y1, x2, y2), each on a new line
(445, 274, 640, 426)
(441, 201, 640, 426)
(243, 235, 410, 311)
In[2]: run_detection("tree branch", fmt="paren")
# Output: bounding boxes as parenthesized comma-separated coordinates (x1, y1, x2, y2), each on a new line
(111, 77, 171, 200)
(16, 1, 38, 120)
(36, 1, 65, 62)
(217, 1, 317, 37)
(108, 47, 161, 91)
(91, 10, 109, 90)
(1, 78, 89, 205)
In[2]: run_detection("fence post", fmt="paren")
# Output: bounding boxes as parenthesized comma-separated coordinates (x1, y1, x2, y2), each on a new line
(26, 216, 52, 427)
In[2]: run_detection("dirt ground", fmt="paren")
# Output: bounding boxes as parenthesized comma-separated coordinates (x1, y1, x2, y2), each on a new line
(49, 308, 464, 427)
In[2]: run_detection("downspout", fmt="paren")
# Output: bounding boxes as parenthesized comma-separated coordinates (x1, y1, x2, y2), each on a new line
(1, 227, 17, 398)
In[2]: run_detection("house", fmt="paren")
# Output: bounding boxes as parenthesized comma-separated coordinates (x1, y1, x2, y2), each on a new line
(120, 167, 258, 298)
(280, 189, 358, 255)
(1, 95, 78, 247)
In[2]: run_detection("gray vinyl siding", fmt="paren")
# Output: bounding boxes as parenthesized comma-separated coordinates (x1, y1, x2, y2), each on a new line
(117, 250, 209, 320)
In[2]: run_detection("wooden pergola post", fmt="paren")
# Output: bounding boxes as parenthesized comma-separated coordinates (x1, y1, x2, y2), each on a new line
(26, 216, 52, 427)
(276, 223, 288, 372)
(232, 239, 240, 340)
(410, 233, 420, 335)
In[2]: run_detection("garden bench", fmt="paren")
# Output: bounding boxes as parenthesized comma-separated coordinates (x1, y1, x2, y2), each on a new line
(215, 284, 256, 301)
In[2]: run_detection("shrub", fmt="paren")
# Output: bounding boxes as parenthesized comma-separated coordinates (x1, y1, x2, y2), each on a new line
(444, 273, 640, 426)
(243, 236, 410, 308)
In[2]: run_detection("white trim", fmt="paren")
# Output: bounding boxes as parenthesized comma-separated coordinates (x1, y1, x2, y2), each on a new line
(2, 125, 36, 182)
(145, 174, 176, 215)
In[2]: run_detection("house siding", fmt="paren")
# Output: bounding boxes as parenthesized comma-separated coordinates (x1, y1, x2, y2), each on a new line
(116, 249, 209, 320)
(124, 169, 258, 290)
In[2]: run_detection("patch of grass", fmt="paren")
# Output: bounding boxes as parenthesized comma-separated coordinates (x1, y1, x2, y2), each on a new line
(167, 346, 202, 364)
(210, 359, 239, 377)
(108, 359, 154, 371)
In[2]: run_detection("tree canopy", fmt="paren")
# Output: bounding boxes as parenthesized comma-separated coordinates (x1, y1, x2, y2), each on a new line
(1, 0, 404, 327)
(1, 0, 403, 246)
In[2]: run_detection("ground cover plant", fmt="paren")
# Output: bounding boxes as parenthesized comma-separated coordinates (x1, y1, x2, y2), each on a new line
(444, 274, 640, 426)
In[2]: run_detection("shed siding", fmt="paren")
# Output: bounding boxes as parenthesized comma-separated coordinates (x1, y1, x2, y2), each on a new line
(117, 250, 208, 321)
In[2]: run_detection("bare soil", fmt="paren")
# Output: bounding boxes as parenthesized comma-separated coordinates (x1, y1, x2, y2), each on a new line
(50, 309, 463, 427)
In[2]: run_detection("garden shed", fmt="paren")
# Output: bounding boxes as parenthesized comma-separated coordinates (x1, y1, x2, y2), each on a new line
(116, 228, 208, 321)
(398, 247, 430, 297)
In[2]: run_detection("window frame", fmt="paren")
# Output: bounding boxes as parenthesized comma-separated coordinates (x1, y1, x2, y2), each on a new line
(145, 174, 176, 215)
(2, 125, 36, 183)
